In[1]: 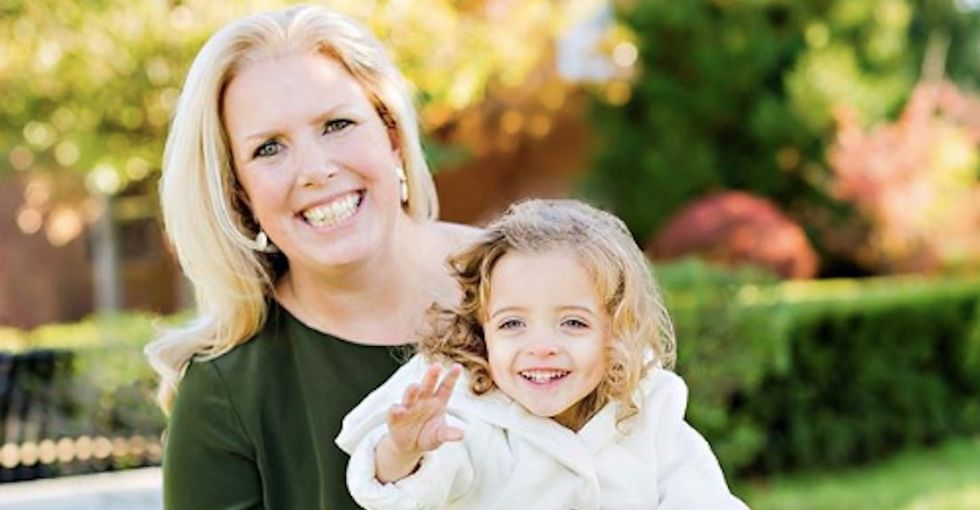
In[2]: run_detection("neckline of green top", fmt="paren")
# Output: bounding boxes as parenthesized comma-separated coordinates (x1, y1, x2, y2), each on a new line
(272, 298, 417, 351)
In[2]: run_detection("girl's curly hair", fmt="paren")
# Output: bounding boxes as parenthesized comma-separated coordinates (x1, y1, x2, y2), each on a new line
(419, 199, 676, 430)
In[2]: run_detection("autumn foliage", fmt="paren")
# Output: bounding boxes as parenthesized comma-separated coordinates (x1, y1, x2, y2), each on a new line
(826, 79, 980, 273)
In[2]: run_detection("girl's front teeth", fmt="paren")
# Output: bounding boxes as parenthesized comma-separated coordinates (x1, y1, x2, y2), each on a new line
(519, 370, 570, 383)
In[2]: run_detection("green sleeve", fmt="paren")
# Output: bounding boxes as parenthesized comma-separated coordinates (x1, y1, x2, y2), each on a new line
(163, 360, 263, 510)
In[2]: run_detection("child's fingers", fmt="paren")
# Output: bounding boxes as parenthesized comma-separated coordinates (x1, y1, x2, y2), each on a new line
(419, 363, 441, 396)
(435, 364, 462, 402)
(437, 425, 464, 443)
(387, 404, 407, 422)
(402, 383, 420, 407)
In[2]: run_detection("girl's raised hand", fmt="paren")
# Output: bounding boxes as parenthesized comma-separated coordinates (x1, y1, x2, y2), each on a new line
(386, 363, 464, 456)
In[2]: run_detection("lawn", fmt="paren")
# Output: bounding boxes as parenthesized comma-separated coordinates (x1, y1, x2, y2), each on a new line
(737, 436, 980, 510)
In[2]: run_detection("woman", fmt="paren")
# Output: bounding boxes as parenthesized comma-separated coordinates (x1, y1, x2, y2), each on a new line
(145, 5, 479, 509)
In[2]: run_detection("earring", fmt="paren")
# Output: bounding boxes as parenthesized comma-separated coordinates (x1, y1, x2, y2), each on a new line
(254, 230, 278, 253)
(396, 165, 409, 204)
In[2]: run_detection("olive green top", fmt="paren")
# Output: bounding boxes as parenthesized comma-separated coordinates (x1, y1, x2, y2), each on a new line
(163, 301, 407, 509)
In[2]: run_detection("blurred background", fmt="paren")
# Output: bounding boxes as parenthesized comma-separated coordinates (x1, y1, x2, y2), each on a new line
(0, 0, 978, 508)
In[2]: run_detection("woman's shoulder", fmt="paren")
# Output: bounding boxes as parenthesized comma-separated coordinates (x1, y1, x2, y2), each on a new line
(182, 306, 290, 389)
(431, 221, 483, 250)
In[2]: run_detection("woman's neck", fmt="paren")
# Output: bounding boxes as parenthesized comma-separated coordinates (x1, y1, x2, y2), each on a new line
(277, 219, 458, 345)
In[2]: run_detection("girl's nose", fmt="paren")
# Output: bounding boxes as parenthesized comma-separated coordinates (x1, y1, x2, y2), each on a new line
(525, 342, 559, 357)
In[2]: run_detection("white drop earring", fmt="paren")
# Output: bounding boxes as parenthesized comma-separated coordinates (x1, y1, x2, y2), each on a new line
(396, 165, 409, 205)
(254, 230, 278, 253)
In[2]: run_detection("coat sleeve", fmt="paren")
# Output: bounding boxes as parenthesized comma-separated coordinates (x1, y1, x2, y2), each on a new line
(163, 360, 263, 510)
(652, 372, 750, 510)
(336, 356, 476, 510)
(344, 419, 475, 510)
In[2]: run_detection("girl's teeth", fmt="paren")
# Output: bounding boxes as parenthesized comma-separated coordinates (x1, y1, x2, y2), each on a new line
(520, 370, 569, 383)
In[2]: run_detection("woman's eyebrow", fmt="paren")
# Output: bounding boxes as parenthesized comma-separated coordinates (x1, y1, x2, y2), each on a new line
(240, 103, 358, 143)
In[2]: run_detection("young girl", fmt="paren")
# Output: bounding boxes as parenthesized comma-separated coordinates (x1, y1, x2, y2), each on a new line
(336, 199, 748, 510)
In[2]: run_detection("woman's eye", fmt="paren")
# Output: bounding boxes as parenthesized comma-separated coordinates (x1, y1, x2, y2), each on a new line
(561, 318, 589, 329)
(498, 318, 525, 330)
(253, 140, 281, 159)
(323, 119, 353, 134)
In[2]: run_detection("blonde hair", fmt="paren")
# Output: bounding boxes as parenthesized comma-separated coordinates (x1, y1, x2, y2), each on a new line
(146, 5, 439, 412)
(420, 199, 676, 430)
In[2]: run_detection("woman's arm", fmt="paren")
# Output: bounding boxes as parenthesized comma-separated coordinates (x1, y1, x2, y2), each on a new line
(163, 361, 262, 510)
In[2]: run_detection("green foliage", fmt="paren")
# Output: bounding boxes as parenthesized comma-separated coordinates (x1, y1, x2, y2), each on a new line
(4, 269, 979, 479)
(584, 0, 980, 246)
(0, 0, 604, 195)
(657, 259, 790, 473)
(660, 261, 980, 475)
(0, 0, 208, 191)
(3, 313, 176, 439)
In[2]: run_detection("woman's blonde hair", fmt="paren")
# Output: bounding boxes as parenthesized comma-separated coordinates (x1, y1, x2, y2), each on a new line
(145, 5, 439, 412)
(420, 199, 676, 430)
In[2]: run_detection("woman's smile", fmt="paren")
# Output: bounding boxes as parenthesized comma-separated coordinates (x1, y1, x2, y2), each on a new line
(299, 190, 364, 229)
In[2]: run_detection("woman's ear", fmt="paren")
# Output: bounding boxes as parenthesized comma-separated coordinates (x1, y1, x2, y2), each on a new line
(376, 104, 401, 154)
(388, 131, 403, 171)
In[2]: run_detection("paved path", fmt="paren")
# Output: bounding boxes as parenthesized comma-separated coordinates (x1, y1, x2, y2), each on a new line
(0, 467, 162, 510)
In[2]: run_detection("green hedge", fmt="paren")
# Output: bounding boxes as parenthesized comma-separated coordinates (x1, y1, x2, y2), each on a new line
(0, 313, 168, 441)
(659, 260, 980, 475)
(4, 268, 978, 478)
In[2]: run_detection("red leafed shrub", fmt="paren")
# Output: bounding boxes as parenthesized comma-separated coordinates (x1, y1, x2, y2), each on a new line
(647, 191, 818, 279)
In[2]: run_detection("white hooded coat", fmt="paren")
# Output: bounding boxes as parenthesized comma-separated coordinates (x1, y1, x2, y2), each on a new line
(336, 355, 749, 510)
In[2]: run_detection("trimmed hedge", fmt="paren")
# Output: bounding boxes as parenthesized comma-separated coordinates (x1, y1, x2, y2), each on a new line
(659, 260, 980, 475)
(3, 267, 978, 478)
(0, 314, 168, 443)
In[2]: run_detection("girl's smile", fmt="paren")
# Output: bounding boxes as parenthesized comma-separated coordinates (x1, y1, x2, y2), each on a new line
(484, 249, 609, 428)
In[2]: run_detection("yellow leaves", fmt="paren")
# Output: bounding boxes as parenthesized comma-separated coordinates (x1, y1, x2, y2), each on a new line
(86, 164, 122, 195)
(2, 0, 621, 223)
(54, 141, 81, 167)
(23, 122, 56, 150)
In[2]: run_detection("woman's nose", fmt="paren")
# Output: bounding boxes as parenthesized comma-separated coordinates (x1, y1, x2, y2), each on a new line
(296, 142, 338, 187)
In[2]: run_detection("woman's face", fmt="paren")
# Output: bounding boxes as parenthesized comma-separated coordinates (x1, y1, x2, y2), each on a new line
(222, 52, 405, 275)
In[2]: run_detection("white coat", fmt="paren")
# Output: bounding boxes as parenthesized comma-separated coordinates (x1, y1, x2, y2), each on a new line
(336, 355, 749, 510)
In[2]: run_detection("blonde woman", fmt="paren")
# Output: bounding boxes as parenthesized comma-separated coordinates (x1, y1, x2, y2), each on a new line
(337, 200, 748, 509)
(145, 5, 479, 509)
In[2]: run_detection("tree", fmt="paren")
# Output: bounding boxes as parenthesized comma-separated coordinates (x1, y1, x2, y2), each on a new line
(583, 0, 979, 275)
(1, 0, 610, 242)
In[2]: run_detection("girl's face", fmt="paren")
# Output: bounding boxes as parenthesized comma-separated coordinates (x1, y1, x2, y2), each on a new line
(222, 52, 405, 276)
(484, 249, 608, 429)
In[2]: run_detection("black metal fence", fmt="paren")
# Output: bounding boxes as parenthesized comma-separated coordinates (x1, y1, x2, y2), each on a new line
(0, 350, 162, 482)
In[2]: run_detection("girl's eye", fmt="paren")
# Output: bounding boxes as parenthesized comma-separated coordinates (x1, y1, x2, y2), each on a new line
(323, 119, 353, 134)
(561, 318, 590, 329)
(253, 140, 281, 159)
(498, 318, 525, 330)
